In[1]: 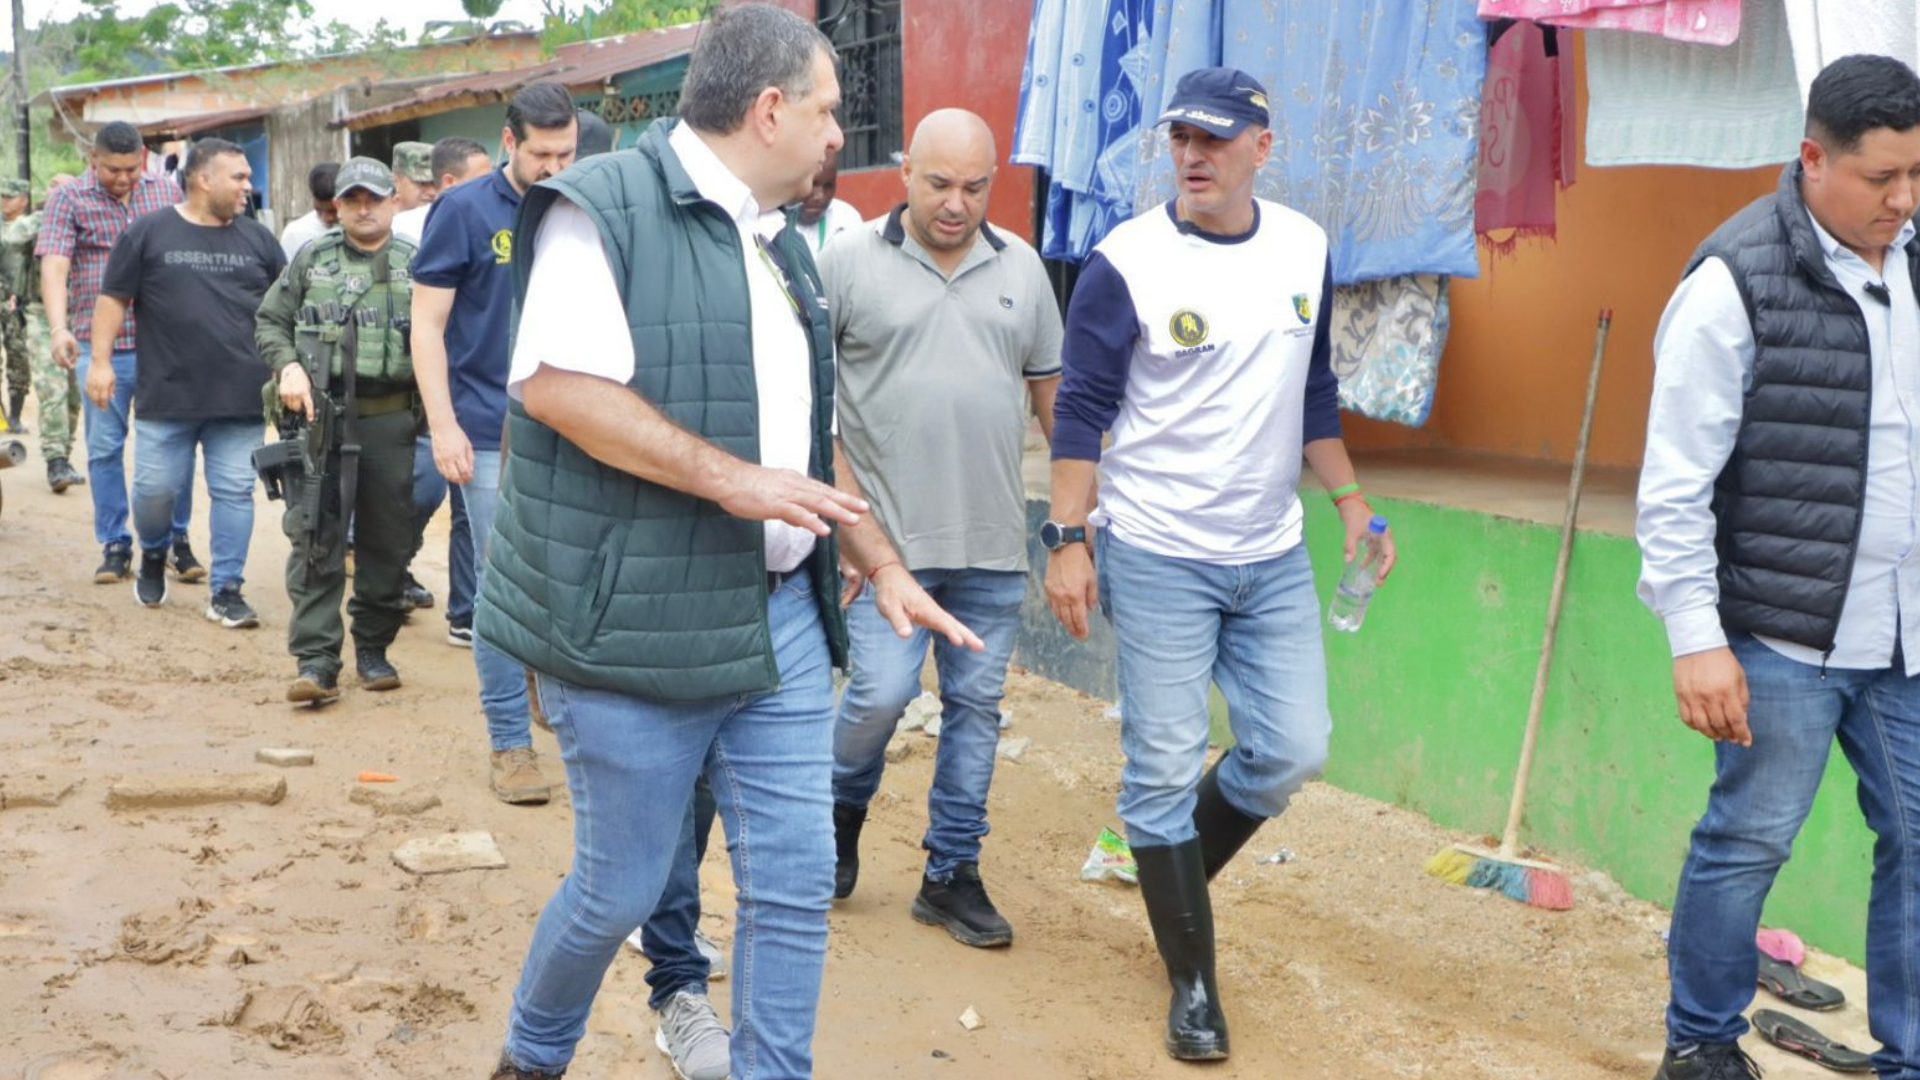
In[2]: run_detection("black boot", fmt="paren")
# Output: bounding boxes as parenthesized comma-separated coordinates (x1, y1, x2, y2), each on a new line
(1134, 839, 1229, 1060)
(833, 801, 866, 899)
(6, 391, 26, 434)
(1193, 759, 1266, 880)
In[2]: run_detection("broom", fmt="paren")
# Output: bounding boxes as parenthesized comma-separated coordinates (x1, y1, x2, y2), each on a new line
(1424, 307, 1613, 912)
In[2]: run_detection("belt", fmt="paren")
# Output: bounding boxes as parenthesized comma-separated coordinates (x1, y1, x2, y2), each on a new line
(328, 389, 414, 417)
(767, 567, 803, 593)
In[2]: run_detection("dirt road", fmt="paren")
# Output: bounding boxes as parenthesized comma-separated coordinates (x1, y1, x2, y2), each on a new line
(0, 426, 1873, 1079)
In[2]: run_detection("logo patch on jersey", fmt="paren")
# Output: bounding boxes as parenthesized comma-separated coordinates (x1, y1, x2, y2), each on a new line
(491, 228, 513, 264)
(1292, 293, 1312, 324)
(1169, 309, 1210, 348)
(343, 274, 368, 293)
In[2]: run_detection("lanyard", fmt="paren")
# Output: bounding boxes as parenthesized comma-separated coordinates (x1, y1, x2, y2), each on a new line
(753, 233, 808, 331)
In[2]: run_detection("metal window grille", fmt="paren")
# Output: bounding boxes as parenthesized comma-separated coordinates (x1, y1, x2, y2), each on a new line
(820, 0, 902, 170)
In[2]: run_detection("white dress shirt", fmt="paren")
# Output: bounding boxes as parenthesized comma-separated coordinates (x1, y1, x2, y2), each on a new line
(392, 204, 430, 246)
(800, 198, 863, 256)
(1637, 211, 1920, 673)
(508, 122, 819, 573)
(279, 209, 332, 260)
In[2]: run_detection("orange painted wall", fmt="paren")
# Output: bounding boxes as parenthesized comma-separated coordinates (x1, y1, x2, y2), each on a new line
(834, 0, 1037, 239)
(1343, 35, 1780, 469)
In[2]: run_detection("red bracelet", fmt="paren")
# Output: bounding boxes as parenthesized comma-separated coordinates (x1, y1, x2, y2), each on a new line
(1334, 493, 1369, 508)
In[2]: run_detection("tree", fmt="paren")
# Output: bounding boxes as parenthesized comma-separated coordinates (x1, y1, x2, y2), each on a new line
(537, 0, 714, 48)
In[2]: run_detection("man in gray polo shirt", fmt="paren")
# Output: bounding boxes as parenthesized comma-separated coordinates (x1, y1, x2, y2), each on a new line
(822, 108, 1062, 949)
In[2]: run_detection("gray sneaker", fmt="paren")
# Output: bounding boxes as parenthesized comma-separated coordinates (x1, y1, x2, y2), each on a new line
(624, 928, 727, 981)
(654, 988, 730, 1080)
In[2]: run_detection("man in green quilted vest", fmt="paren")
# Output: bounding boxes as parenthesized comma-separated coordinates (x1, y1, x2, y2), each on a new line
(481, 6, 979, 1079)
(256, 157, 419, 705)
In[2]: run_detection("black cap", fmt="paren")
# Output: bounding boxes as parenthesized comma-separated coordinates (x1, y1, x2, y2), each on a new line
(1156, 67, 1272, 138)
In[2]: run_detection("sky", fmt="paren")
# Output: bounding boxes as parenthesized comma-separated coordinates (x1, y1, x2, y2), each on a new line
(4, 0, 555, 53)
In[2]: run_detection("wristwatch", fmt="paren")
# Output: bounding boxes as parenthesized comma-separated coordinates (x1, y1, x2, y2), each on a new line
(1040, 520, 1088, 551)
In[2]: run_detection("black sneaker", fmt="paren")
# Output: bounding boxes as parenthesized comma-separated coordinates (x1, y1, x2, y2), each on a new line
(447, 619, 474, 648)
(1653, 1043, 1763, 1080)
(133, 548, 168, 608)
(402, 574, 435, 610)
(356, 647, 401, 691)
(205, 587, 259, 629)
(94, 541, 132, 584)
(47, 457, 83, 493)
(168, 538, 207, 583)
(910, 862, 1013, 948)
(287, 666, 340, 705)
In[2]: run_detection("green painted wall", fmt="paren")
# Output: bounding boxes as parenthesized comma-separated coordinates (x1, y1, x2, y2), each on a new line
(1014, 495, 1878, 963)
(420, 106, 507, 161)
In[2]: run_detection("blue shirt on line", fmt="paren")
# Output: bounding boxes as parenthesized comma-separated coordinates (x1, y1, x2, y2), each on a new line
(411, 165, 522, 451)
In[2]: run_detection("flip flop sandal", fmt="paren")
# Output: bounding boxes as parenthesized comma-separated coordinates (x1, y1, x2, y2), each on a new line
(1758, 952, 1846, 1011)
(1752, 1009, 1875, 1073)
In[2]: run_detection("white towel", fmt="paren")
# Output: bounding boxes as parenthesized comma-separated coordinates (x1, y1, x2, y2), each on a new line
(1585, 0, 1803, 168)
(1785, 0, 1920, 103)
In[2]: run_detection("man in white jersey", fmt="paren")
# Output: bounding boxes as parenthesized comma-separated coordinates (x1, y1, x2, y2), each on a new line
(1044, 66, 1396, 1063)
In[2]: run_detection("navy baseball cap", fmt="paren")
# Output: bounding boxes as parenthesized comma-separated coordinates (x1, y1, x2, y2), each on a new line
(1156, 67, 1272, 137)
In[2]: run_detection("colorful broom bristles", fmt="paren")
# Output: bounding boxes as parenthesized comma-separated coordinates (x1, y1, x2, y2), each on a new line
(1424, 846, 1574, 911)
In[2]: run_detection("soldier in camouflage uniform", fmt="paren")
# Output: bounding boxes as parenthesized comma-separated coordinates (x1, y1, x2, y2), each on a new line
(255, 158, 419, 705)
(391, 141, 437, 211)
(0, 178, 84, 491)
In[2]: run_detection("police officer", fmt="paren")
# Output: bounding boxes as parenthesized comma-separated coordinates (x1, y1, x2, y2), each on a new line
(0, 178, 83, 491)
(255, 157, 418, 704)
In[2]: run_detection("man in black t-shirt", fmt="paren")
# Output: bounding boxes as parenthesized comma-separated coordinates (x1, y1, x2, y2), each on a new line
(89, 137, 285, 627)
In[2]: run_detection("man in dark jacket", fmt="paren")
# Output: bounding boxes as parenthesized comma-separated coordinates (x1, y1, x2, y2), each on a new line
(1636, 54, 1920, 1080)
(482, 6, 976, 1079)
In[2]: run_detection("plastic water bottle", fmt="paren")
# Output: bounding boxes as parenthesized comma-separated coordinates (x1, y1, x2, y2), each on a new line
(1327, 515, 1389, 633)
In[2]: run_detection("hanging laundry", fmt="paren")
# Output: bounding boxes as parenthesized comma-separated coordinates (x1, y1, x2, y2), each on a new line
(1584, 0, 1802, 168)
(1476, 20, 1576, 253)
(1784, 0, 1920, 105)
(1013, 0, 1155, 263)
(1330, 274, 1451, 427)
(1477, 0, 1740, 46)
(1219, 0, 1488, 284)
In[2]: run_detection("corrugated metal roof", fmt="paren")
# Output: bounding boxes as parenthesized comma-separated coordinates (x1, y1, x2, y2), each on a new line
(335, 23, 701, 132)
(135, 106, 273, 140)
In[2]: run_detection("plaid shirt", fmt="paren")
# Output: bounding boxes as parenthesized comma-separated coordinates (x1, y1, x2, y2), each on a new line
(35, 169, 181, 351)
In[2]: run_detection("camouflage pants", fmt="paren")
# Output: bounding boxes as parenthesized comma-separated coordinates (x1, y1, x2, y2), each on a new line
(2, 303, 25, 407)
(20, 304, 78, 461)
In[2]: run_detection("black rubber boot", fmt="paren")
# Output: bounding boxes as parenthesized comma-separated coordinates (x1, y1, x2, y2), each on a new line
(7, 391, 27, 434)
(1193, 758, 1267, 881)
(1134, 839, 1229, 1060)
(833, 801, 867, 900)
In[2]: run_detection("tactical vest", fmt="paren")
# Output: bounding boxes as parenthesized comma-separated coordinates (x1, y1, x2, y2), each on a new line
(293, 234, 416, 383)
(0, 213, 39, 307)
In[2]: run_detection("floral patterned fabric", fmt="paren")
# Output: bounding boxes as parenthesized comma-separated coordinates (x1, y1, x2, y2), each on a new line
(1330, 273, 1450, 427)
(1130, 0, 1486, 285)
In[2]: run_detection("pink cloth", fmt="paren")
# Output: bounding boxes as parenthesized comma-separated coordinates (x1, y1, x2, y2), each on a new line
(1477, 0, 1741, 45)
(1475, 21, 1576, 251)
(1757, 928, 1807, 966)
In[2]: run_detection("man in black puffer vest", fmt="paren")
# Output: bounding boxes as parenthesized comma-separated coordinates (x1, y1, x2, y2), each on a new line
(1637, 55, 1920, 1080)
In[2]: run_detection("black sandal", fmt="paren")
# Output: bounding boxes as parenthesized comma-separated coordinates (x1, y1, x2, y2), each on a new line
(1752, 1009, 1874, 1073)
(1757, 952, 1845, 1011)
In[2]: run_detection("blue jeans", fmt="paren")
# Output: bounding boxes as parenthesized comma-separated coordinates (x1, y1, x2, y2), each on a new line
(132, 417, 261, 593)
(76, 345, 190, 547)
(833, 568, 1027, 879)
(639, 776, 718, 1011)
(408, 434, 474, 621)
(1667, 633, 1920, 1076)
(1097, 533, 1331, 847)
(504, 577, 835, 1078)
(459, 448, 531, 750)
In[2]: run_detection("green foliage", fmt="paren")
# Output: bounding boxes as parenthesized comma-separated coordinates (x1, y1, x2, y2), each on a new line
(537, 0, 713, 50)
(462, 0, 507, 18)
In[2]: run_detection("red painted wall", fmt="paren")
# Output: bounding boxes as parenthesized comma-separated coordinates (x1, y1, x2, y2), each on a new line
(835, 0, 1037, 242)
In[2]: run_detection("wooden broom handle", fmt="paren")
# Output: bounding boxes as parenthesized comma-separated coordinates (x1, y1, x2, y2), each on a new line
(1498, 308, 1612, 858)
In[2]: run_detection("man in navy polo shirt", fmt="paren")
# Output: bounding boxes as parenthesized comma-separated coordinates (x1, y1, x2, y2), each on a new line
(412, 80, 577, 806)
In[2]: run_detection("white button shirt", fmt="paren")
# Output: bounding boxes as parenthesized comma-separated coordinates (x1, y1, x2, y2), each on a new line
(508, 122, 820, 573)
(1637, 211, 1920, 673)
